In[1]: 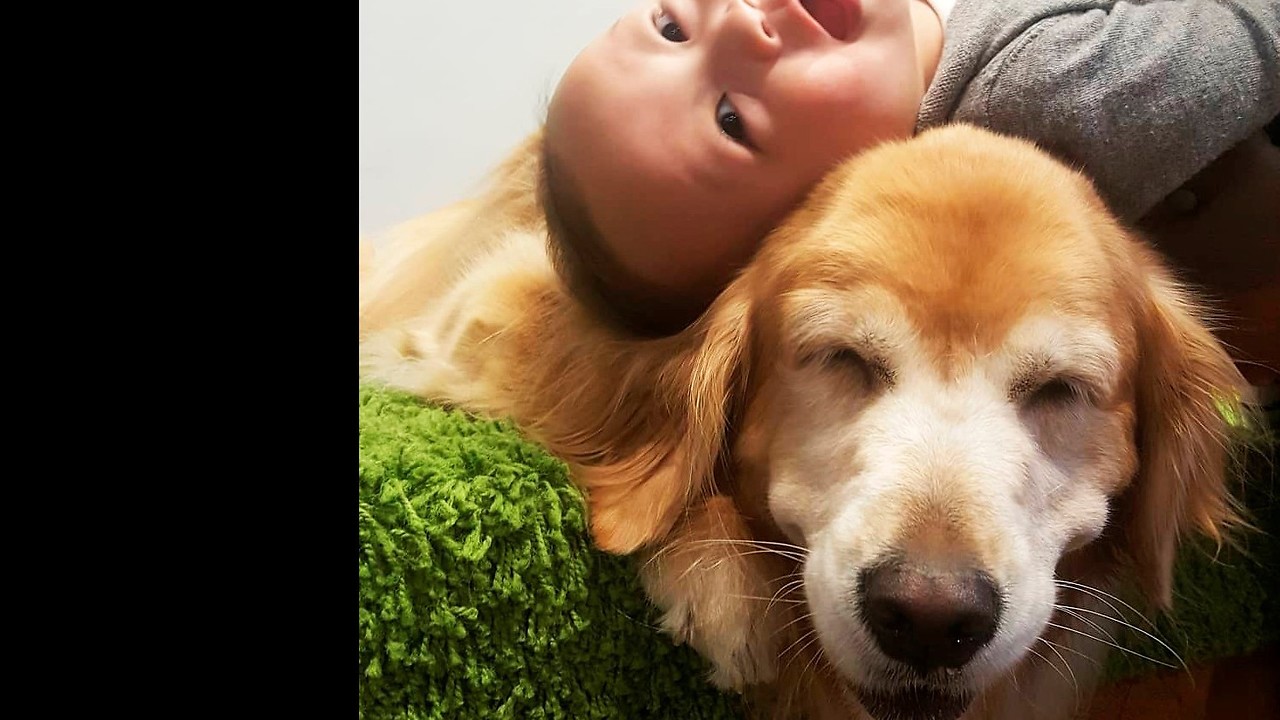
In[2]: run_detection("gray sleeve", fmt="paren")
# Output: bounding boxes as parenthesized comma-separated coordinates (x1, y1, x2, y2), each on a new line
(952, 0, 1280, 220)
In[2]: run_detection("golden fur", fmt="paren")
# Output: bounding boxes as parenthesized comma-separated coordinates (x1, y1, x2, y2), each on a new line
(360, 125, 1250, 720)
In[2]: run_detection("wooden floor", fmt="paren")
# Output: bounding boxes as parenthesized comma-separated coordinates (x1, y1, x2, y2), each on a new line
(1086, 644, 1278, 720)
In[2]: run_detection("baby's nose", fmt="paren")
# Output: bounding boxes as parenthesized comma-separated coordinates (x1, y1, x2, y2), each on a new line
(720, 0, 782, 62)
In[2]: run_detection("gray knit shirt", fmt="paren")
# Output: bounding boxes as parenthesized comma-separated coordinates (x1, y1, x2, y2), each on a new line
(917, 0, 1280, 220)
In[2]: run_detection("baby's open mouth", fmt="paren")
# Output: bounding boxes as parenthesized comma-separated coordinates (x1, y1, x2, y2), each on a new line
(800, 0, 855, 41)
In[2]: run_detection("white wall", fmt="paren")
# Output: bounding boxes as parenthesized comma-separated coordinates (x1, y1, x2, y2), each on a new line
(359, 0, 633, 239)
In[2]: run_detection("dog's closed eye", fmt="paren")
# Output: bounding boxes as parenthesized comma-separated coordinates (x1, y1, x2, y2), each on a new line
(1019, 376, 1080, 406)
(816, 347, 896, 388)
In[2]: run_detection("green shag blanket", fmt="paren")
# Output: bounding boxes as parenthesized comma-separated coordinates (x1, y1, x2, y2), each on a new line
(358, 383, 1277, 720)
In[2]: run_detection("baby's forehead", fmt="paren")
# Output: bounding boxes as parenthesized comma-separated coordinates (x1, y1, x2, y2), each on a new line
(552, 10, 649, 104)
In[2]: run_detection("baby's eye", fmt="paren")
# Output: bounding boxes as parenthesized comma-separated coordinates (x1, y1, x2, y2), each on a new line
(655, 9, 687, 42)
(716, 95, 752, 147)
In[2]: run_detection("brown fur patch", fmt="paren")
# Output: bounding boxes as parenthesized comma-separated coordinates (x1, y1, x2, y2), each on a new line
(360, 124, 1253, 719)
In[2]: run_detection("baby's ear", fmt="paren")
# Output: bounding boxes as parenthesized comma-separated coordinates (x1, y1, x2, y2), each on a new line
(577, 290, 754, 554)
(1118, 245, 1250, 608)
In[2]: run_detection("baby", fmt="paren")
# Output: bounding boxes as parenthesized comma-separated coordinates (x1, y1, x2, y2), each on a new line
(540, 0, 1280, 336)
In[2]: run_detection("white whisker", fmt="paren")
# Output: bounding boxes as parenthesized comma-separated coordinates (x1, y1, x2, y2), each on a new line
(783, 631, 825, 677)
(1038, 637, 1080, 701)
(676, 555, 708, 583)
(1024, 645, 1071, 689)
(774, 611, 815, 639)
(1053, 604, 1119, 645)
(1054, 579, 1158, 630)
(702, 548, 808, 573)
(1045, 621, 1178, 669)
(779, 627, 818, 663)
(1040, 633, 1101, 668)
(681, 538, 809, 560)
(801, 637, 827, 681)
(729, 594, 807, 605)
(1054, 604, 1186, 671)
(640, 543, 680, 572)
(768, 578, 808, 614)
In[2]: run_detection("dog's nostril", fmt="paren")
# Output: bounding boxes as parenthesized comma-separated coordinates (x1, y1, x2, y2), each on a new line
(951, 614, 996, 644)
(859, 563, 1001, 673)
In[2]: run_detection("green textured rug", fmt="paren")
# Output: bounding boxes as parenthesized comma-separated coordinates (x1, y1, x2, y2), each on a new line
(358, 384, 741, 720)
(358, 383, 1277, 720)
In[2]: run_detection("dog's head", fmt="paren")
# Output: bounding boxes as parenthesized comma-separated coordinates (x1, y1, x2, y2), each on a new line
(570, 125, 1248, 718)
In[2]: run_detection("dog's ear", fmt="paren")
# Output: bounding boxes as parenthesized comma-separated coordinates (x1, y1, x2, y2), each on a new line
(482, 259, 755, 555)
(582, 290, 754, 553)
(1120, 246, 1249, 608)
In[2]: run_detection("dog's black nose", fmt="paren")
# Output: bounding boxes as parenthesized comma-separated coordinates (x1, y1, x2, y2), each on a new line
(860, 562, 1001, 673)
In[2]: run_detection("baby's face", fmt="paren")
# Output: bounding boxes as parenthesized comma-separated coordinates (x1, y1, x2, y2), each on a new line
(547, 0, 940, 306)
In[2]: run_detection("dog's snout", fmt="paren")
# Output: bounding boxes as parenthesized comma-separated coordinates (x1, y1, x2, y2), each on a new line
(859, 563, 1001, 672)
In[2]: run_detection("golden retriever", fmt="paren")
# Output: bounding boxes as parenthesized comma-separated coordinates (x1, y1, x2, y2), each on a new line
(359, 125, 1250, 720)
